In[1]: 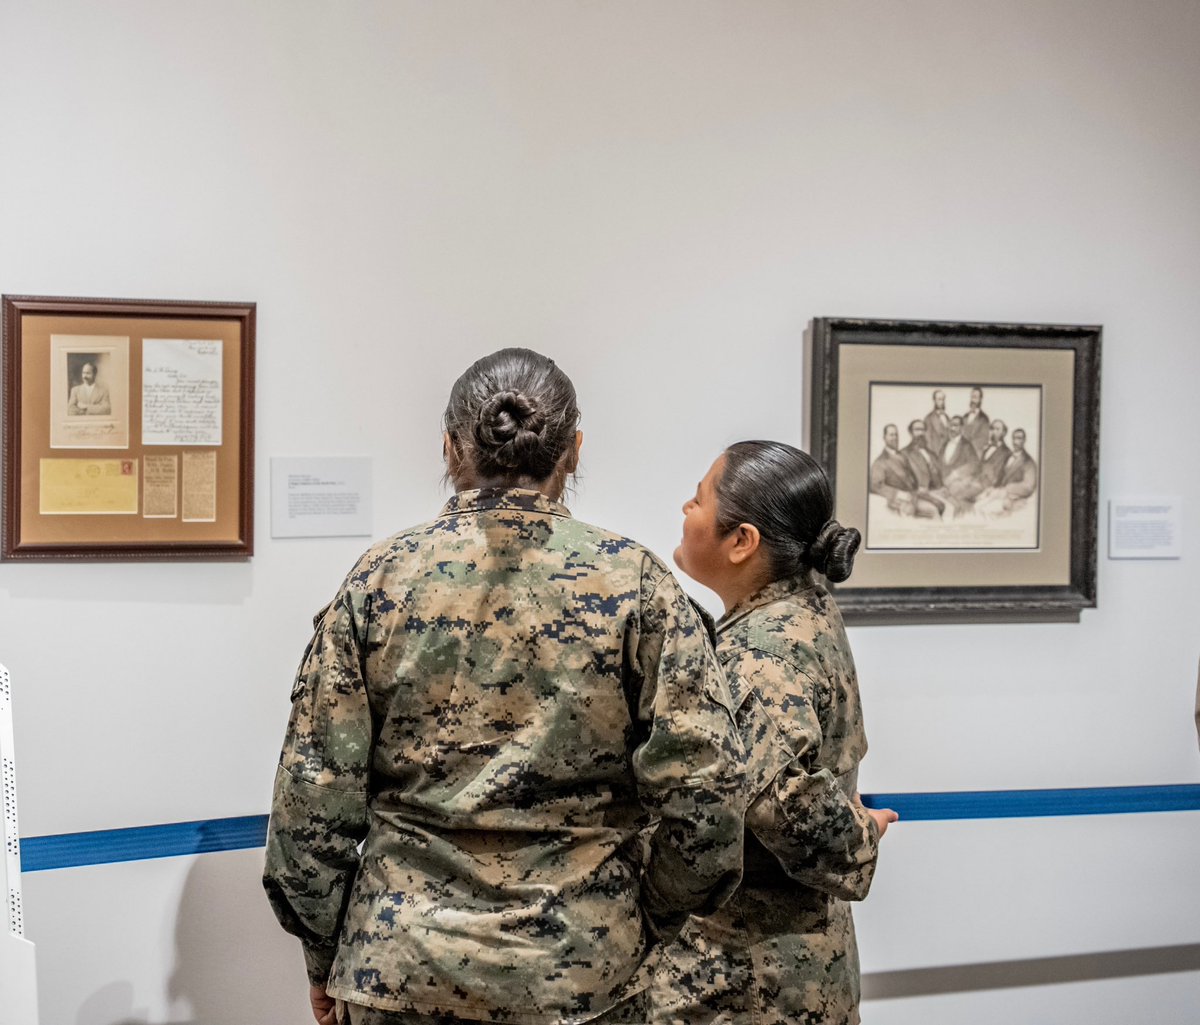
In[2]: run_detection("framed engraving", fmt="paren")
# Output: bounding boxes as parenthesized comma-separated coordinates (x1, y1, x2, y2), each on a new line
(3, 295, 255, 560)
(808, 317, 1100, 620)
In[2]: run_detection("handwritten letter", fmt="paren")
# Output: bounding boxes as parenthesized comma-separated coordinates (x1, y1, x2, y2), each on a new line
(142, 340, 223, 446)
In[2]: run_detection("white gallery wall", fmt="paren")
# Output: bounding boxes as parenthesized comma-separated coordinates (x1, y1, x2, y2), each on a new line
(1, 1, 1198, 1022)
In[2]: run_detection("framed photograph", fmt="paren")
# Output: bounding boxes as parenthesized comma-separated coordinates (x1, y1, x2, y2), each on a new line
(3, 295, 255, 560)
(808, 317, 1100, 620)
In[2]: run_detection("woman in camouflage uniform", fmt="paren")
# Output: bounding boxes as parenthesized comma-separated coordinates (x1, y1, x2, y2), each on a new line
(264, 349, 747, 1025)
(651, 441, 898, 1025)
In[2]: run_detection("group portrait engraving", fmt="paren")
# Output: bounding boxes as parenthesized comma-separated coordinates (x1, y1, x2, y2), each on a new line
(865, 383, 1042, 551)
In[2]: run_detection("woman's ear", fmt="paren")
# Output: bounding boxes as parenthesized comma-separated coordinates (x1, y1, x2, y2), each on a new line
(443, 431, 461, 474)
(728, 523, 761, 565)
(564, 430, 583, 474)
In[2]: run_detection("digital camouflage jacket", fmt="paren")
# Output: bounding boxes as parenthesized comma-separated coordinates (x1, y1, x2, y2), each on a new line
(263, 488, 746, 1024)
(651, 574, 880, 1025)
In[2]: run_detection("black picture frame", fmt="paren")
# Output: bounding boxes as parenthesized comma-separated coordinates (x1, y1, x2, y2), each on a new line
(808, 317, 1101, 622)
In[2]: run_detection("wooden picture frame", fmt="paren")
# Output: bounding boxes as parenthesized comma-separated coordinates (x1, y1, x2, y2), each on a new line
(2, 295, 255, 560)
(808, 317, 1100, 621)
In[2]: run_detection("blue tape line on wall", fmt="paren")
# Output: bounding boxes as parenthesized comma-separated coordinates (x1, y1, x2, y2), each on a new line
(21, 814, 268, 872)
(860, 784, 1200, 820)
(20, 785, 1200, 872)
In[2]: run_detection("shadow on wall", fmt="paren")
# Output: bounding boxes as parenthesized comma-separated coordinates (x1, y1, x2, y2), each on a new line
(76, 837, 311, 1025)
(76, 981, 147, 1025)
(169, 835, 313, 1025)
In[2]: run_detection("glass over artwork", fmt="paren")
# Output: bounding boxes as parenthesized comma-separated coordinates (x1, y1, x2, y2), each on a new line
(865, 382, 1042, 551)
(2, 294, 255, 560)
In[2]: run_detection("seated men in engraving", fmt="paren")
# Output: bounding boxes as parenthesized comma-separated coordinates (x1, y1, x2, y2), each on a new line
(901, 420, 947, 516)
(976, 427, 1039, 517)
(902, 420, 943, 488)
(948, 418, 1011, 507)
(870, 423, 940, 519)
(961, 386, 990, 459)
(941, 414, 981, 514)
(67, 361, 112, 416)
(941, 415, 978, 478)
(977, 419, 1012, 489)
(923, 388, 951, 457)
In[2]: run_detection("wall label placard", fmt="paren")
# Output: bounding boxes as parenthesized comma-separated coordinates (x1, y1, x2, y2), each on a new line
(1108, 496, 1182, 559)
(270, 456, 373, 539)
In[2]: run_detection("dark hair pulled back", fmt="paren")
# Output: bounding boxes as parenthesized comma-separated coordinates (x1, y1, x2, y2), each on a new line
(443, 348, 580, 489)
(714, 440, 861, 583)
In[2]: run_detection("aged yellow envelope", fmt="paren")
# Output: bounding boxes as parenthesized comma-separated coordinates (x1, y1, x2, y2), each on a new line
(40, 458, 139, 515)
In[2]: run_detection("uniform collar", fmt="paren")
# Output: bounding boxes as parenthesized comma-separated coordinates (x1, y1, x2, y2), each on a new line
(718, 572, 816, 632)
(439, 487, 573, 519)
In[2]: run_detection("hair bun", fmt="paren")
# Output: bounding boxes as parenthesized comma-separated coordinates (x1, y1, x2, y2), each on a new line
(444, 349, 581, 487)
(474, 390, 547, 469)
(808, 519, 862, 583)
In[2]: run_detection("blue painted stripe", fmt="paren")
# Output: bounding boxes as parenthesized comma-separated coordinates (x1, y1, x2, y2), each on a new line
(19, 785, 1200, 872)
(858, 784, 1200, 821)
(20, 814, 268, 872)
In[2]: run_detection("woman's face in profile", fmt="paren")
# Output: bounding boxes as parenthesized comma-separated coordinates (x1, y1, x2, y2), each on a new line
(674, 455, 727, 588)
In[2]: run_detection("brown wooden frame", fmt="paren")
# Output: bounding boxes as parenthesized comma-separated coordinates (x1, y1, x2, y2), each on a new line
(2, 295, 255, 560)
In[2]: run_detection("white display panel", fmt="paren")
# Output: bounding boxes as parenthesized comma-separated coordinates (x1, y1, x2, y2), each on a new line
(0, 665, 39, 1025)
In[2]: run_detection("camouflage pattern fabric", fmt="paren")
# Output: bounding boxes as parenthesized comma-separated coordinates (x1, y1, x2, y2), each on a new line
(263, 488, 746, 1025)
(650, 574, 880, 1025)
(338, 988, 647, 1025)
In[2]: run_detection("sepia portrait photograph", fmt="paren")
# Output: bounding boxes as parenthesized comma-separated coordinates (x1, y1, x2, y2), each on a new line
(866, 382, 1042, 551)
(49, 335, 130, 449)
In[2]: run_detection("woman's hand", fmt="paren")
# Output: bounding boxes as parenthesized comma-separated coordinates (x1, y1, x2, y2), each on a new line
(310, 984, 338, 1025)
(854, 792, 899, 839)
(866, 806, 899, 838)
